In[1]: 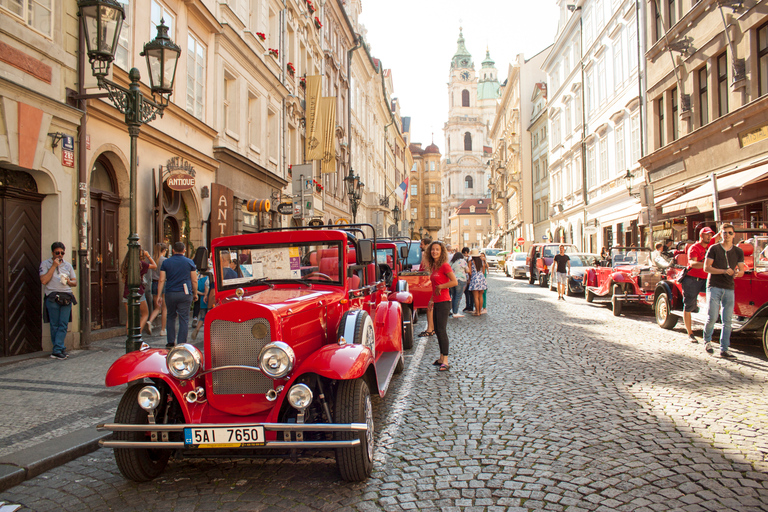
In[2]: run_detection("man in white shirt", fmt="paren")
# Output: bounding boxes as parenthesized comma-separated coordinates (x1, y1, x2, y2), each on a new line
(39, 242, 77, 360)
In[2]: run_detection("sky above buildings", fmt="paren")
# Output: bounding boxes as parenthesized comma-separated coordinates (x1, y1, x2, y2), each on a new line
(360, 0, 560, 151)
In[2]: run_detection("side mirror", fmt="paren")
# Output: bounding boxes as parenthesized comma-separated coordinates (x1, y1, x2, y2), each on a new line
(399, 246, 409, 259)
(357, 240, 374, 264)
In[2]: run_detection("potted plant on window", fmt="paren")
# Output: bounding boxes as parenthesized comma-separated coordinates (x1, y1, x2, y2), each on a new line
(313, 179, 324, 193)
(256, 32, 266, 42)
(287, 62, 296, 76)
(268, 48, 279, 58)
(307, 0, 316, 13)
(314, 16, 322, 29)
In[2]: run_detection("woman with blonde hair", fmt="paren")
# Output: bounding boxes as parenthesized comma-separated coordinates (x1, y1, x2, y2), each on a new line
(148, 242, 168, 334)
(424, 241, 457, 371)
(120, 244, 157, 335)
(467, 248, 487, 316)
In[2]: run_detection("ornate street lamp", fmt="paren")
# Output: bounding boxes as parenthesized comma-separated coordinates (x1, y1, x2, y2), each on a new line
(78, 0, 181, 353)
(392, 204, 401, 236)
(409, 218, 415, 239)
(343, 169, 364, 223)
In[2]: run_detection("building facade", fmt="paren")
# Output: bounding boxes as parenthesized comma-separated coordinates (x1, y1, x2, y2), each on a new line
(447, 198, 493, 250)
(640, 0, 768, 241)
(529, 82, 551, 247)
(409, 142, 443, 241)
(441, 30, 500, 239)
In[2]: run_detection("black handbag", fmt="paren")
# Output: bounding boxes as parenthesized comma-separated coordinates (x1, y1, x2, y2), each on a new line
(53, 293, 74, 306)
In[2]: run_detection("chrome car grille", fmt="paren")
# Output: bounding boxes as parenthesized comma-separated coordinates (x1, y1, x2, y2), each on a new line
(638, 272, 661, 292)
(209, 318, 273, 395)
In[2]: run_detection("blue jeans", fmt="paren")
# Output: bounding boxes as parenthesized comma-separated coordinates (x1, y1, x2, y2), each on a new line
(165, 291, 193, 346)
(703, 286, 735, 351)
(450, 280, 466, 314)
(45, 297, 71, 355)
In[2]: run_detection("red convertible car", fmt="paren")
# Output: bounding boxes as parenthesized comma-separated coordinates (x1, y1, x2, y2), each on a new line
(97, 225, 407, 482)
(654, 233, 768, 358)
(583, 247, 665, 316)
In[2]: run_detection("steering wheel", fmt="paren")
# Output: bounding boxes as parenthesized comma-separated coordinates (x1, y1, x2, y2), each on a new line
(304, 272, 333, 281)
(379, 263, 393, 286)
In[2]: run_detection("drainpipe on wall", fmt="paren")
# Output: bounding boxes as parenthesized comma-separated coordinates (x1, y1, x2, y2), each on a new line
(76, 27, 91, 346)
(577, 7, 589, 251)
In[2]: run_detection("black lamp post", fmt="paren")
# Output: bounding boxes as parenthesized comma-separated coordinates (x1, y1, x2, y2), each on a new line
(392, 204, 401, 236)
(344, 169, 364, 223)
(78, 0, 181, 353)
(409, 218, 415, 239)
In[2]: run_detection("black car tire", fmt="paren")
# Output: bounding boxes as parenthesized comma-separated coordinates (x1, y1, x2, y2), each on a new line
(113, 383, 173, 482)
(539, 273, 548, 288)
(335, 379, 374, 482)
(586, 288, 595, 303)
(528, 271, 535, 285)
(611, 284, 623, 316)
(394, 353, 404, 374)
(762, 321, 768, 360)
(400, 304, 414, 350)
(655, 292, 678, 329)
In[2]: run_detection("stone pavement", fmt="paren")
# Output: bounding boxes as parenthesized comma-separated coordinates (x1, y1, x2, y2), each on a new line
(0, 329, 176, 492)
(2, 273, 768, 511)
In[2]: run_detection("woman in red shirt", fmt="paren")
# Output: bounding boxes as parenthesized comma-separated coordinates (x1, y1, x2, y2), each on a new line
(424, 241, 458, 371)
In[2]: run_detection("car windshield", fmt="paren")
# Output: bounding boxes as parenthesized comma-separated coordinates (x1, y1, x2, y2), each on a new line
(610, 247, 652, 266)
(514, 253, 527, 261)
(215, 241, 344, 289)
(755, 237, 768, 269)
(403, 242, 421, 268)
(541, 245, 577, 258)
(376, 248, 396, 266)
(483, 249, 501, 256)
(569, 254, 599, 267)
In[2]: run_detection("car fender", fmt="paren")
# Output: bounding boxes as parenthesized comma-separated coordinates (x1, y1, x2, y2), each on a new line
(387, 290, 413, 305)
(288, 343, 374, 382)
(654, 280, 680, 309)
(373, 301, 403, 354)
(611, 272, 632, 285)
(584, 268, 597, 287)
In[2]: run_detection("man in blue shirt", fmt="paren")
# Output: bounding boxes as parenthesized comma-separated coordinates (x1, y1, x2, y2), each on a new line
(157, 242, 197, 348)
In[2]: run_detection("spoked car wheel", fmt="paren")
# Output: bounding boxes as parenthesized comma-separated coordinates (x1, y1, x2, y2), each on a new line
(335, 379, 374, 481)
(762, 322, 768, 360)
(113, 383, 173, 482)
(655, 292, 678, 329)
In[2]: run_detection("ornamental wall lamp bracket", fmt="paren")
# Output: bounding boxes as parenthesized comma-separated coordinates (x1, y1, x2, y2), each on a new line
(624, 170, 641, 199)
(48, 132, 65, 149)
(666, 36, 695, 57)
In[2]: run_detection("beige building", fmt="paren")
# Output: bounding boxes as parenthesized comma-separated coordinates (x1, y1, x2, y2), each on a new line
(409, 142, 443, 241)
(488, 49, 550, 253)
(529, 82, 551, 248)
(448, 198, 494, 250)
(640, 0, 768, 240)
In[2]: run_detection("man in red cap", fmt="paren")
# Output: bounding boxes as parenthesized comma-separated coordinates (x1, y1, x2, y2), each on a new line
(682, 227, 719, 342)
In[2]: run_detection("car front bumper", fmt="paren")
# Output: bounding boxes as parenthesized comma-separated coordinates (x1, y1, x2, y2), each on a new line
(97, 422, 367, 449)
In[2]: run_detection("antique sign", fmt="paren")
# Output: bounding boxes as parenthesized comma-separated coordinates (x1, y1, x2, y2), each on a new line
(211, 183, 234, 238)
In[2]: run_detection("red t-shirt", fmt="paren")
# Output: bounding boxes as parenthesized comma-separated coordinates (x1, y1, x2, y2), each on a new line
(430, 262, 453, 303)
(687, 241, 712, 279)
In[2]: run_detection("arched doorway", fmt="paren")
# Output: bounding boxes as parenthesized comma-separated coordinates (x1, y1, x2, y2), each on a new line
(0, 169, 44, 356)
(90, 155, 121, 329)
(161, 180, 192, 253)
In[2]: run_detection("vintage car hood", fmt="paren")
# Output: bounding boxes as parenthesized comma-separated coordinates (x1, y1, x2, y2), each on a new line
(238, 287, 341, 313)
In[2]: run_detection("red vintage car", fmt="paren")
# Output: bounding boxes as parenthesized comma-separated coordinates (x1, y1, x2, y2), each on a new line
(583, 247, 665, 316)
(97, 225, 407, 482)
(653, 233, 768, 358)
(375, 240, 415, 349)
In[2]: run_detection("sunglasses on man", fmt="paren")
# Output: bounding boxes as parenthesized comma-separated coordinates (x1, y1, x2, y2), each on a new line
(54, 250, 65, 255)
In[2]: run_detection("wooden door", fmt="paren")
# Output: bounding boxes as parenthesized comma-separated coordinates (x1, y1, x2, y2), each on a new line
(0, 188, 43, 356)
(90, 192, 120, 329)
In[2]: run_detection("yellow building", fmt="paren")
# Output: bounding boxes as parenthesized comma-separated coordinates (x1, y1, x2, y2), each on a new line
(448, 199, 494, 249)
(409, 142, 442, 240)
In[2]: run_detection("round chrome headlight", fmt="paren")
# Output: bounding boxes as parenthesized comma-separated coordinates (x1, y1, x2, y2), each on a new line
(137, 385, 161, 411)
(287, 383, 313, 410)
(258, 341, 295, 379)
(166, 343, 202, 379)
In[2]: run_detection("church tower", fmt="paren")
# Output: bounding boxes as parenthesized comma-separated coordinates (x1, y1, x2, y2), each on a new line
(441, 29, 500, 240)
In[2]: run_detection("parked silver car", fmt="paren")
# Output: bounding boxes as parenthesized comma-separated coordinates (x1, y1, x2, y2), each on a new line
(505, 252, 528, 279)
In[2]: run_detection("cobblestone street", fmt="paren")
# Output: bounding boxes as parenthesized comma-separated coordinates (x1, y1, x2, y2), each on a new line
(3, 272, 768, 511)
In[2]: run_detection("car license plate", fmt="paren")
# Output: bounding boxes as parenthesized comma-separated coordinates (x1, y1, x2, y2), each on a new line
(184, 426, 265, 448)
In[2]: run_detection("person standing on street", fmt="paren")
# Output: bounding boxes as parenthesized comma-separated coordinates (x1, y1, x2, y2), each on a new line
(148, 242, 168, 335)
(702, 223, 745, 358)
(417, 236, 436, 337)
(157, 242, 197, 348)
(553, 244, 571, 300)
(682, 227, 719, 343)
(467, 248, 487, 315)
(462, 247, 475, 312)
(120, 244, 157, 335)
(424, 241, 457, 371)
(449, 251, 468, 317)
(480, 253, 489, 313)
(39, 242, 77, 360)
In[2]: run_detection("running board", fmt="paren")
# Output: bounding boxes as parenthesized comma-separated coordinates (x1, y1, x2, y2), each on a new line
(375, 351, 400, 397)
(669, 310, 747, 331)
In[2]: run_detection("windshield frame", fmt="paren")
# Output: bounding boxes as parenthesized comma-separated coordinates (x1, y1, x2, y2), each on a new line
(214, 240, 345, 291)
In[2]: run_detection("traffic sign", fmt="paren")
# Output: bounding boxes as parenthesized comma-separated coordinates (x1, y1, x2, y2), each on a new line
(516, 237, 525, 245)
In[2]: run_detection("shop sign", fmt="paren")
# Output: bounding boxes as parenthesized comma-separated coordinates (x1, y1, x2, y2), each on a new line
(211, 183, 234, 238)
(277, 203, 293, 215)
(166, 173, 195, 191)
(584, 226, 599, 235)
(739, 123, 768, 148)
(62, 135, 74, 168)
(165, 156, 196, 191)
